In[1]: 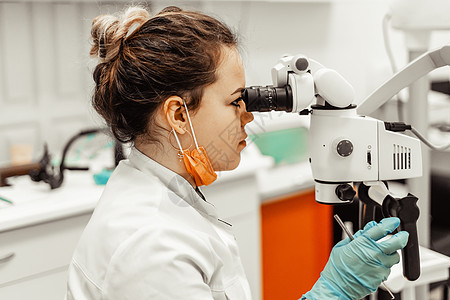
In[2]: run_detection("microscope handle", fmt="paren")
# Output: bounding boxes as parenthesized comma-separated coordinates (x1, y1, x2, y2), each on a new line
(397, 194, 421, 281)
(357, 183, 378, 229)
(400, 218, 420, 280)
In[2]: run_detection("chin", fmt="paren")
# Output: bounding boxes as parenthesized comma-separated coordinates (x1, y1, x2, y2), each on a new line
(214, 156, 240, 172)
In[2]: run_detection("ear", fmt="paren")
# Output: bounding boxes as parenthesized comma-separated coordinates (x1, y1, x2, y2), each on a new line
(163, 96, 187, 134)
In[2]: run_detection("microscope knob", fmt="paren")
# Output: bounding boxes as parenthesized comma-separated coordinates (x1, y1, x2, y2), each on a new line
(335, 184, 356, 202)
(294, 56, 309, 72)
(336, 139, 353, 157)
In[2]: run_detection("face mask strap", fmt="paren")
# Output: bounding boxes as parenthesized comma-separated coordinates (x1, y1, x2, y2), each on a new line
(170, 129, 187, 160)
(169, 128, 194, 159)
(171, 129, 184, 152)
(183, 101, 200, 150)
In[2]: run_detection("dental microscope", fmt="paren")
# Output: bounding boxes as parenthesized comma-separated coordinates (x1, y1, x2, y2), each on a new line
(242, 45, 450, 282)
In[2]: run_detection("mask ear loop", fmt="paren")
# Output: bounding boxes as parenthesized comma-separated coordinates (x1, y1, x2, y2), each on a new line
(171, 129, 185, 158)
(183, 101, 200, 151)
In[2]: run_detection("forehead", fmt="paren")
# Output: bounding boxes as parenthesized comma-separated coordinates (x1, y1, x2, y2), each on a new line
(214, 46, 245, 89)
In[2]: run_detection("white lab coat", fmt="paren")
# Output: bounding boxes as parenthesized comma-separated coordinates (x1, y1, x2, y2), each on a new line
(66, 147, 252, 300)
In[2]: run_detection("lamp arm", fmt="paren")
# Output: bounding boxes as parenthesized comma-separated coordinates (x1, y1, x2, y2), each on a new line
(357, 45, 450, 116)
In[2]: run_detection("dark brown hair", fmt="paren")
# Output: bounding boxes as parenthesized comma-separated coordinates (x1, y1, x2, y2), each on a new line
(90, 6, 238, 143)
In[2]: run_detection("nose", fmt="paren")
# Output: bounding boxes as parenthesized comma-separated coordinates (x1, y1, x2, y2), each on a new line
(240, 100, 254, 126)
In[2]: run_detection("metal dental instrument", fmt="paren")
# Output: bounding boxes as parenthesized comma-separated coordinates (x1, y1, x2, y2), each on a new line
(333, 214, 395, 300)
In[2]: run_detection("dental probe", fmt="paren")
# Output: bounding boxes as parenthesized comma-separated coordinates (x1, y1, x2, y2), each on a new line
(333, 214, 395, 300)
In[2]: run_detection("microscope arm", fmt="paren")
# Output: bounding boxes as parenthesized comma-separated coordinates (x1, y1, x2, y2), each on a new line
(357, 45, 450, 116)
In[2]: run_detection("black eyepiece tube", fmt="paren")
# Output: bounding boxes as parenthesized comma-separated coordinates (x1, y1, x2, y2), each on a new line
(241, 85, 293, 112)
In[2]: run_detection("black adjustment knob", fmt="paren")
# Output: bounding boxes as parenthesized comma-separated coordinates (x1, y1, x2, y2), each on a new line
(295, 57, 309, 72)
(335, 184, 356, 202)
(337, 139, 353, 157)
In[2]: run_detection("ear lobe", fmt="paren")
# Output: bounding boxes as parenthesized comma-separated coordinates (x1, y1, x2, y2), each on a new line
(163, 96, 187, 134)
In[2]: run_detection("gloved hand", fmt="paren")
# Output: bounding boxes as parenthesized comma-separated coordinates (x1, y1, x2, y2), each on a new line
(301, 217, 409, 300)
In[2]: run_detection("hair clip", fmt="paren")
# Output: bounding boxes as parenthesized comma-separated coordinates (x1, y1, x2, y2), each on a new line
(98, 35, 107, 59)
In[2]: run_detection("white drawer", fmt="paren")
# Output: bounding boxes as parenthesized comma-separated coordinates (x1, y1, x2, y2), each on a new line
(0, 268, 67, 300)
(0, 214, 91, 286)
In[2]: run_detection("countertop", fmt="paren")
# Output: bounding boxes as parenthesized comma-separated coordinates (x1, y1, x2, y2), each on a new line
(258, 160, 314, 202)
(0, 172, 104, 232)
(0, 145, 309, 233)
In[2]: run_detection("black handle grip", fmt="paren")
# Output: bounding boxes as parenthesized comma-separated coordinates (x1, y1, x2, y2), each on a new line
(357, 183, 379, 229)
(397, 194, 421, 281)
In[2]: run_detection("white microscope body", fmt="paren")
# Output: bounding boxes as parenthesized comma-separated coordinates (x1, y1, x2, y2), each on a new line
(266, 53, 423, 204)
(243, 45, 450, 281)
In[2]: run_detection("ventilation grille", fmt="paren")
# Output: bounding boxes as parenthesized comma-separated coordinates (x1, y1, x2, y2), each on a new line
(393, 144, 411, 170)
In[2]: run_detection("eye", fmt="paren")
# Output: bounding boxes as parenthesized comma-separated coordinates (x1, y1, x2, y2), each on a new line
(231, 97, 243, 108)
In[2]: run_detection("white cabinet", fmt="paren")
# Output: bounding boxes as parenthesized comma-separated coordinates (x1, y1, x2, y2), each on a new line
(0, 269, 67, 300)
(0, 214, 91, 299)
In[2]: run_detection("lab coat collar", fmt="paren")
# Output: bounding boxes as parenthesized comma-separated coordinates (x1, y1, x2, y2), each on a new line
(128, 147, 218, 220)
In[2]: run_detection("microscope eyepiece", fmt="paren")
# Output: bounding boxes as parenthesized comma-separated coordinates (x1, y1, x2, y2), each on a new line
(241, 85, 293, 112)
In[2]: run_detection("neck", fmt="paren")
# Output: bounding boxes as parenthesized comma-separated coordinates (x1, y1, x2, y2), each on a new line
(135, 139, 197, 188)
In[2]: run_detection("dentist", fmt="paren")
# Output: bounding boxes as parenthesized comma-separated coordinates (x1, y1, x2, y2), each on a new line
(66, 5, 408, 300)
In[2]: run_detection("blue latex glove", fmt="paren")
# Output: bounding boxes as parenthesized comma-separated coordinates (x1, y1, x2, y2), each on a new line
(301, 217, 409, 300)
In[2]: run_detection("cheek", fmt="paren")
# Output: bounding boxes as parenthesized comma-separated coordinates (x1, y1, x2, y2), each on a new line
(209, 146, 241, 171)
(198, 109, 241, 145)
(211, 113, 241, 146)
(200, 117, 242, 171)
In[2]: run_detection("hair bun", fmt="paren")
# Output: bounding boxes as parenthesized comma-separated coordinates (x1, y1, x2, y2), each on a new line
(158, 6, 183, 14)
(90, 7, 150, 62)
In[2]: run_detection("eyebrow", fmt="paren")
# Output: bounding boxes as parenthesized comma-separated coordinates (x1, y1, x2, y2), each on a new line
(231, 87, 245, 95)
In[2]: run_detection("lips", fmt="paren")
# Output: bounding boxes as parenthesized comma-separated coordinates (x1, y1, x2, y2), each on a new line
(238, 140, 247, 149)
(240, 134, 248, 144)
(238, 134, 248, 147)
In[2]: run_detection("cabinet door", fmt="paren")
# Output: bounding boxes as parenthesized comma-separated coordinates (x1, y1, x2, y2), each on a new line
(261, 189, 333, 300)
(0, 268, 67, 300)
(0, 214, 91, 291)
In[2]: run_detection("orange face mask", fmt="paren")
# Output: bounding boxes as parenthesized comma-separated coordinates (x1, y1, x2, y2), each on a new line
(172, 102, 217, 186)
(180, 147, 217, 186)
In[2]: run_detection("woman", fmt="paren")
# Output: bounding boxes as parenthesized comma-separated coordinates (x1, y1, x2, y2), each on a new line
(66, 6, 408, 300)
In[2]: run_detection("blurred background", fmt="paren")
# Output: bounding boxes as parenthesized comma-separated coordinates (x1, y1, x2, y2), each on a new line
(0, 1, 449, 300)
(0, 0, 449, 167)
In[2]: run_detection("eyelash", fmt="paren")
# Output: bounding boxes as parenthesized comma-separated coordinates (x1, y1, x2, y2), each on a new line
(231, 97, 243, 108)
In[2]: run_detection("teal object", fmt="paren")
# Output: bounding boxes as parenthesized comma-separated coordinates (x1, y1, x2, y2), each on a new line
(93, 169, 113, 185)
(249, 127, 308, 165)
(302, 218, 409, 300)
(0, 196, 13, 205)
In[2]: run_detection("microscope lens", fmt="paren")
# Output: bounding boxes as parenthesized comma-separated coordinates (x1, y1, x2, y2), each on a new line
(242, 85, 293, 112)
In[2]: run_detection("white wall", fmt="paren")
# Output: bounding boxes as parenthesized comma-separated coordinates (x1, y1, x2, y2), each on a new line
(0, 1, 134, 167)
(194, 0, 402, 100)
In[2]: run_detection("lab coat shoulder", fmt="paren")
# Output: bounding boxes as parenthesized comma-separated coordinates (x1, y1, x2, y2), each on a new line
(67, 159, 239, 300)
